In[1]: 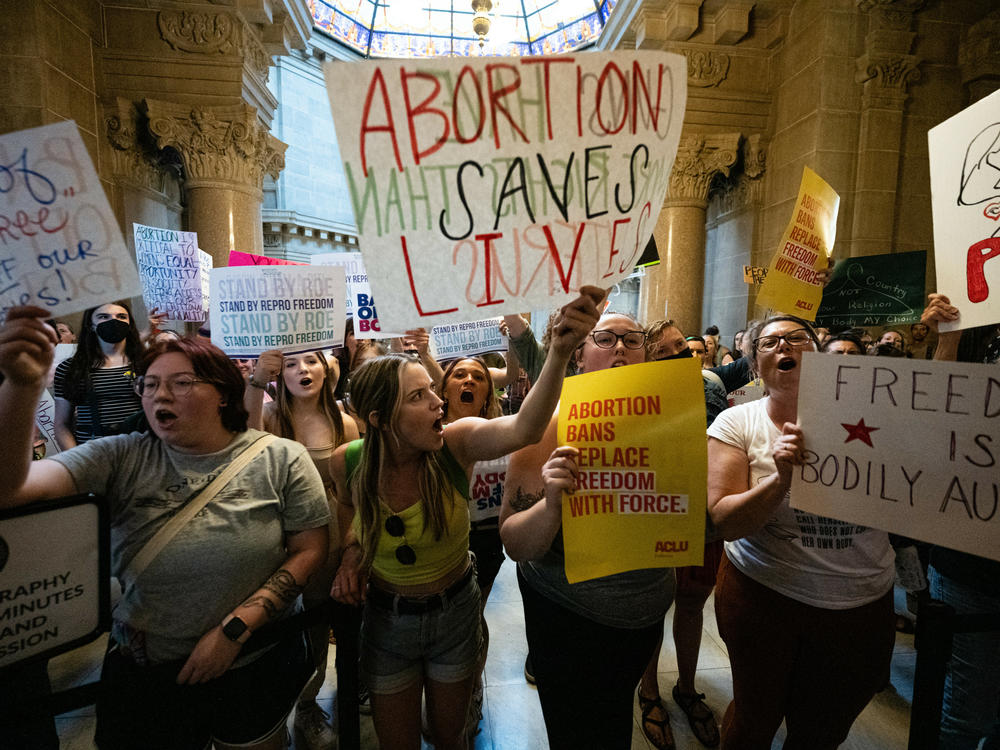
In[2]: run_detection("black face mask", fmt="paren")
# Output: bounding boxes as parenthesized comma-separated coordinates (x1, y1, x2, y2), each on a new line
(95, 319, 130, 344)
(658, 347, 694, 361)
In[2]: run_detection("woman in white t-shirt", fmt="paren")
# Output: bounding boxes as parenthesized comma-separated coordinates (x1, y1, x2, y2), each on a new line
(706, 315, 895, 750)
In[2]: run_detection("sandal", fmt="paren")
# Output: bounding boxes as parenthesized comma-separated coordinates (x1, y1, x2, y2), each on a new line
(672, 683, 720, 748)
(638, 688, 676, 750)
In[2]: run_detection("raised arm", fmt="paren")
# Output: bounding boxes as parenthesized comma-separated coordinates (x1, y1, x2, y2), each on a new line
(445, 287, 603, 469)
(244, 350, 281, 431)
(921, 293, 961, 362)
(707, 423, 804, 540)
(0, 307, 77, 506)
(488, 320, 521, 388)
(399, 329, 444, 389)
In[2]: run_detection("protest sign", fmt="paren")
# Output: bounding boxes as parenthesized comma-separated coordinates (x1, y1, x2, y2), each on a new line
(929, 88, 1000, 332)
(756, 167, 840, 318)
(133, 223, 208, 321)
(469, 455, 508, 525)
(324, 51, 686, 332)
(728, 377, 765, 407)
(743, 265, 767, 284)
(0, 121, 142, 320)
(228, 250, 306, 267)
(431, 317, 506, 359)
(35, 389, 60, 457)
(792, 352, 999, 562)
(199, 249, 211, 317)
(815, 250, 926, 327)
(210, 265, 347, 357)
(558, 359, 706, 583)
(313, 250, 404, 339)
(0, 495, 109, 669)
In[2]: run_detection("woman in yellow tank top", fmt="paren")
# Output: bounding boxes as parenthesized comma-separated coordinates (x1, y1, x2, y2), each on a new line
(330, 287, 603, 750)
(249, 348, 360, 749)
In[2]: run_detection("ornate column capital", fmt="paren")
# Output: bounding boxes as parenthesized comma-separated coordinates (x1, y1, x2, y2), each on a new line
(856, 52, 921, 101)
(157, 10, 271, 84)
(667, 133, 741, 208)
(855, 0, 924, 101)
(959, 10, 1000, 102)
(104, 97, 176, 195)
(143, 100, 286, 197)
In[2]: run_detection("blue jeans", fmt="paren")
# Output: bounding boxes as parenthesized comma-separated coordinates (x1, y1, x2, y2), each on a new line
(929, 566, 1000, 750)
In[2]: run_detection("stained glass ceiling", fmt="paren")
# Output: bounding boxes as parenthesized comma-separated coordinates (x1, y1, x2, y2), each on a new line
(310, 0, 617, 58)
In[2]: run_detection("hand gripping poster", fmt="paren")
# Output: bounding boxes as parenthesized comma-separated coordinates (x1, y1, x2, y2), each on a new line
(929, 88, 1000, 332)
(324, 52, 686, 332)
(557, 358, 707, 583)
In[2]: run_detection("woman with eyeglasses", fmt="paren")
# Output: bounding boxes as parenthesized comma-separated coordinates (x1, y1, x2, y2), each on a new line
(499, 311, 677, 750)
(246, 348, 360, 748)
(329, 288, 603, 750)
(707, 315, 895, 749)
(1, 313, 330, 750)
(52, 301, 144, 449)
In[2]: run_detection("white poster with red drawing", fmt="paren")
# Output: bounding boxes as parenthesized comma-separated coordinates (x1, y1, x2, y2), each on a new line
(928, 88, 1000, 332)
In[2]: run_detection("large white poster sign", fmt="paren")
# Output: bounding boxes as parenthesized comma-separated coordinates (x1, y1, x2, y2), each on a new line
(35, 389, 60, 457)
(312, 250, 404, 339)
(133, 223, 209, 321)
(792, 352, 999, 562)
(431, 317, 507, 359)
(0, 121, 142, 320)
(324, 51, 686, 332)
(210, 265, 347, 357)
(0, 498, 106, 668)
(929, 88, 1000, 332)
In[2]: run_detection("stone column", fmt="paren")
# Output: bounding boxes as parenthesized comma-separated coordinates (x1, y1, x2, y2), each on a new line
(143, 99, 286, 267)
(851, 0, 923, 257)
(959, 10, 1000, 104)
(640, 133, 739, 334)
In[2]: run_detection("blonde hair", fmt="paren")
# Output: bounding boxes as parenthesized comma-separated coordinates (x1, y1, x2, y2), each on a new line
(348, 354, 455, 571)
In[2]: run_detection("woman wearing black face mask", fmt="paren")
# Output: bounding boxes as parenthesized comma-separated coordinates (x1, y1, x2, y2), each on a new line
(53, 301, 143, 448)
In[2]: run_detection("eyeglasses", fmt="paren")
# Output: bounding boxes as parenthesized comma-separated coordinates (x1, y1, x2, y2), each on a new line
(133, 374, 215, 398)
(753, 329, 815, 353)
(589, 330, 647, 349)
(385, 515, 416, 565)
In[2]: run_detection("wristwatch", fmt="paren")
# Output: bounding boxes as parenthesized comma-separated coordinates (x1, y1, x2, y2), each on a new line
(221, 614, 252, 644)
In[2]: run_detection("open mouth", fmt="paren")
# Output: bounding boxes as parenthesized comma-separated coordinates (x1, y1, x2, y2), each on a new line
(154, 408, 177, 426)
(299, 377, 313, 387)
(777, 359, 796, 371)
(433, 417, 443, 433)
(460, 391, 475, 403)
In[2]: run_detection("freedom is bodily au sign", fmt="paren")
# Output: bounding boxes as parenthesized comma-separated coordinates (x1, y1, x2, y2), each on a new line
(324, 51, 686, 332)
(792, 352, 999, 562)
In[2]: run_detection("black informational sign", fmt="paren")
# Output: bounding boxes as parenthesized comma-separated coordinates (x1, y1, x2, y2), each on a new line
(0, 494, 109, 671)
(816, 250, 927, 327)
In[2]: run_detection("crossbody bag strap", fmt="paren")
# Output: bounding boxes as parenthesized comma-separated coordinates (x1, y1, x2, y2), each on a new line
(120, 433, 278, 594)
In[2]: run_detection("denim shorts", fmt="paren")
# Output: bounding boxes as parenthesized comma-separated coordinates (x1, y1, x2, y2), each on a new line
(360, 573, 483, 694)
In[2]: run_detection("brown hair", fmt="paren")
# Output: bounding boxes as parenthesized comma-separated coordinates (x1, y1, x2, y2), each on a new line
(269, 350, 346, 445)
(438, 356, 501, 420)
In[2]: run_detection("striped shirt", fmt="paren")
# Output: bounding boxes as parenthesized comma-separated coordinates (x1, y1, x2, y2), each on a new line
(53, 360, 142, 443)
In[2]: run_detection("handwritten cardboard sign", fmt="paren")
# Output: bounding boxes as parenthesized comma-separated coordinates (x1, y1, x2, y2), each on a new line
(35, 389, 60, 457)
(728, 377, 765, 407)
(324, 51, 686, 332)
(929, 88, 1000, 332)
(756, 167, 840, 318)
(815, 250, 927, 327)
(209, 265, 347, 357)
(133, 223, 209, 322)
(0, 495, 109, 669)
(792, 352, 999, 562)
(228, 250, 306, 267)
(558, 358, 706, 583)
(743, 265, 768, 284)
(0, 121, 142, 320)
(431, 317, 507, 359)
(312, 250, 403, 339)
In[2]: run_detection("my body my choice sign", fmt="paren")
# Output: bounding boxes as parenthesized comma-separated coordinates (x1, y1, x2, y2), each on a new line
(324, 52, 686, 332)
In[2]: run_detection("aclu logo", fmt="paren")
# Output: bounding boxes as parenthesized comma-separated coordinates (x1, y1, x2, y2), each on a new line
(653, 540, 688, 556)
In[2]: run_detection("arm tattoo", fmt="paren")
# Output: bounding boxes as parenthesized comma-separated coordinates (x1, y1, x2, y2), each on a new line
(510, 486, 544, 513)
(239, 569, 305, 621)
(263, 568, 305, 605)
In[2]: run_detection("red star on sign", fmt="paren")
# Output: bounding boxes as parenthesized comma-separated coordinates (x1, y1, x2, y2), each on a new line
(842, 418, 879, 447)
